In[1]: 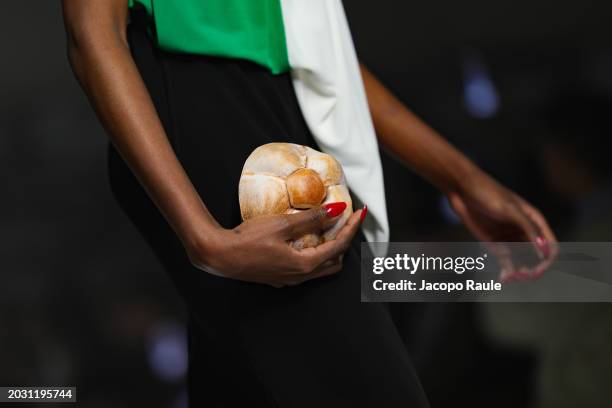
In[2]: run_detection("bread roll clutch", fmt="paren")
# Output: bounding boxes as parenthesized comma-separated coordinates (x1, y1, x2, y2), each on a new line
(239, 143, 353, 249)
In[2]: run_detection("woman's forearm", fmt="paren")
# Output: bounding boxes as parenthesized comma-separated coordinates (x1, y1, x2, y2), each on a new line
(360, 64, 479, 194)
(63, 2, 218, 254)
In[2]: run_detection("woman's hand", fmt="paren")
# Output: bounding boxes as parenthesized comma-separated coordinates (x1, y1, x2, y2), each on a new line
(359, 63, 558, 282)
(188, 204, 364, 287)
(447, 170, 558, 282)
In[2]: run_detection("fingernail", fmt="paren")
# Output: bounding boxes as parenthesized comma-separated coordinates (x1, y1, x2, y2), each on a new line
(535, 236, 550, 258)
(323, 202, 347, 218)
(516, 268, 531, 281)
(499, 273, 511, 284)
(360, 205, 368, 224)
(499, 269, 512, 284)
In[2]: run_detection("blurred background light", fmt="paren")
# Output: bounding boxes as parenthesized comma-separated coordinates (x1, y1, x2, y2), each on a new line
(146, 321, 188, 383)
(439, 195, 462, 225)
(462, 53, 500, 118)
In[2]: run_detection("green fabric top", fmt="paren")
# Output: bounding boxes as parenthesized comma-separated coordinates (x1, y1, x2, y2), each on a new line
(129, 0, 290, 74)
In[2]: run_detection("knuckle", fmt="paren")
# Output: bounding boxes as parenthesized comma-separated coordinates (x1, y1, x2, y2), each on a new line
(309, 208, 324, 224)
(278, 215, 294, 233)
(263, 238, 280, 252)
(502, 201, 517, 214)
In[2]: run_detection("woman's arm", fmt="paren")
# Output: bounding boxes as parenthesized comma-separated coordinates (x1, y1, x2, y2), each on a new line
(360, 64, 558, 280)
(360, 64, 478, 194)
(61, 0, 362, 287)
(63, 0, 217, 253)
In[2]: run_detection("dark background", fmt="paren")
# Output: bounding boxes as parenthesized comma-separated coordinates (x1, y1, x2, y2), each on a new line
(2, 1, 612, 407)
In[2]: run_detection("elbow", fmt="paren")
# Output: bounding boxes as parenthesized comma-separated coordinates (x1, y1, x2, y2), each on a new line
(64, 26, 94, 80)
(64, 14, 128, 60)
(64, 26, 83, 68)
(61, 0, 128, 59)
(64, 22, 128, 77)
(63, 19, 93, 64)
(61, 1, 129, 82)
(63, 23, 106, 56)
(64, 28, 86, 81)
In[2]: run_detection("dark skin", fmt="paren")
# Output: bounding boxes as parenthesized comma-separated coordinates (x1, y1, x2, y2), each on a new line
(360, 66, 558, 280)
(62, 0, 557, 286)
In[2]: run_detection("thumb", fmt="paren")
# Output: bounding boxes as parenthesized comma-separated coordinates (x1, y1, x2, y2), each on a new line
(283, 202, 347, 239)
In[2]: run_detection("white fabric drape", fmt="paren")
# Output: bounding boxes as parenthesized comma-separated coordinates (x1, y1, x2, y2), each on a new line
(280, 0, 390, 253)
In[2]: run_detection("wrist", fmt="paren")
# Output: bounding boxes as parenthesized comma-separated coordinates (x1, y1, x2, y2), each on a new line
(181, 218, 227, 267)
(442, 158, 482, 196)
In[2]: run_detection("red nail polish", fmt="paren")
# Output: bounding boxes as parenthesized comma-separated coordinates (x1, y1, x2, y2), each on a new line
(323, 202, 346, 218)
(516, 268, 531, 281)
(535, 236, 550, 258)
(360, 205, 368, 223)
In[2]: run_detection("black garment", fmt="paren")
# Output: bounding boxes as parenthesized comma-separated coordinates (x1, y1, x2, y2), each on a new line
(108, 10, 429, 407)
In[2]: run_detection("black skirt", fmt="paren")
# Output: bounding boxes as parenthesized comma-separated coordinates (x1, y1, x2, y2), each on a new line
(108, 8, 429, 408)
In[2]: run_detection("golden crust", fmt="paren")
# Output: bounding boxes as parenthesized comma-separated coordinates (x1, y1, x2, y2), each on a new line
(305, 147, 344, 186)
(238, 174, 290, 220)
(239, 143, 353, 248)
(286, 168, 326, 209)
(242, 143, 306, 178)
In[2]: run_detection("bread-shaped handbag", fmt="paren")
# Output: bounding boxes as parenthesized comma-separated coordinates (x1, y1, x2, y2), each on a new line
(239, 143, 353, 249)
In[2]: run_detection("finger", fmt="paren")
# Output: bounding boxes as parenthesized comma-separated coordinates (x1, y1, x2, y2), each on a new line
(516, 242, 556, 280)
(493, 244, 518, 283)
(510, 205, 541, 243)
(336, 208, 363, 238)
(282, 202, 348, 239)
(531, 257, 554, 279)
(514, 266, 534, 281)
(506, 203, 548, 262)
(486, 242, 529, 283)
(319, 255, 342, 269)
(512, 202, 559, 279)
(298, 210, 362, 269)
(520, 254, 555, 280)
(519, 202, 559, 260)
